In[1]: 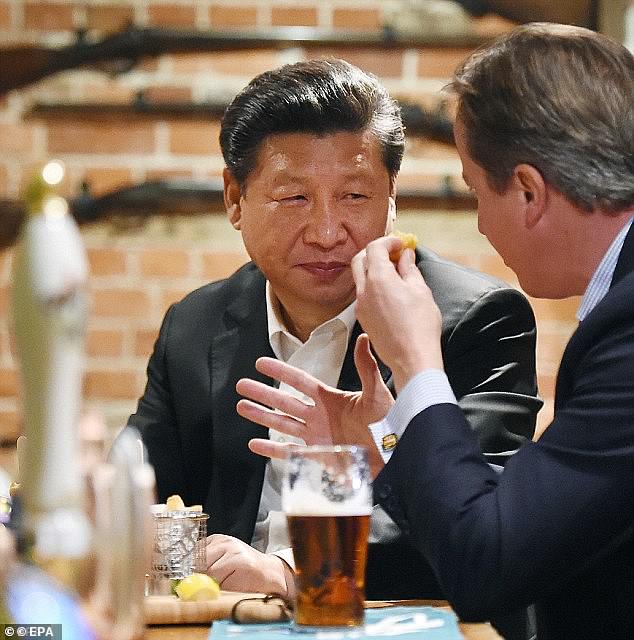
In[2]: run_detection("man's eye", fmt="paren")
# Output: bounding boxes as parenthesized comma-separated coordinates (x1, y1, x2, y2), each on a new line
(346, 193, 368, 200)
(279, 195, 307, 202)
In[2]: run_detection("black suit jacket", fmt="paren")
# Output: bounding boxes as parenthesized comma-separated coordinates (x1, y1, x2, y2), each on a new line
(374, 227, 634, 638)
(129, 246, 541, 598)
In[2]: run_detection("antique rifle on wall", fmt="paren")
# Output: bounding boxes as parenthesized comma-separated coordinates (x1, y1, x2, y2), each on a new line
(0, 24, 488, 95)
(0, 178, 474, 250)
(27, 93, 455, 144)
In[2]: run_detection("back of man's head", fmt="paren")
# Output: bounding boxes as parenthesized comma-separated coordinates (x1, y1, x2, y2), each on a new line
(449, 22, 634, 213)
(219, 59, 404, 190)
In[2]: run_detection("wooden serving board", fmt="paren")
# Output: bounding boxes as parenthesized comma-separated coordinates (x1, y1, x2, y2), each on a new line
(144, 591, 289, 625)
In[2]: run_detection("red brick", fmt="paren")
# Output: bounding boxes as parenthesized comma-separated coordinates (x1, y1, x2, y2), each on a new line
(0, 123, 34, 155)
(139, 248, 189, 277)
(144, 85, 193, 103)
(271, 6, 318, 27)
(473, 14, 516, 38)
(85, 329, 124, 357)
(160, 288, 193, 311)
(47, 122, 155, 154)
(0, 2, 11, 29)
(148, 3, 196, 27)
(91, 289, 151, 317)
(417, 48, 474, 79)
(0, 411, 21, 443)
(201, 252, 248, 281)
(85, 4, 134, 32)
(169, 50, 279, 77)
(83, 370, 140, 400)
(74, 83, 136, 104)
(135, 328, 159, 357)
(145, 169, 193, 181)
(332, 8, 381, 30)
(304, 49, 403, 78)
(168, 121, 221, 155)
(87, 248, 127, 276)
(82, 168, 134, 197)
(24, 2, 74, 31)
(0, 368, 19, 397)
(209, 5, 257, 28)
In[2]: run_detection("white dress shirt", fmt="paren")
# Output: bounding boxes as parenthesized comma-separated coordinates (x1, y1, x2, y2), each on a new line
(369, 214, 634, 464)
(250, 282, 356, 564)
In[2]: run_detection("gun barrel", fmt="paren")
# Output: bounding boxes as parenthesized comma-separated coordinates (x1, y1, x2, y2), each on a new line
(0, 25, 487, 94)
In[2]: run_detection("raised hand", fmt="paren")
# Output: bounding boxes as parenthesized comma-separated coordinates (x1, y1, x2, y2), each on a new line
(236, 333, 393, 477)
(352, 237, 444, 392)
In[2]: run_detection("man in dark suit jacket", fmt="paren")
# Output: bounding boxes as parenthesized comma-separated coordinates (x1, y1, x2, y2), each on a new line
(129, 59, 539, 636)
(242, 25, 634, 639)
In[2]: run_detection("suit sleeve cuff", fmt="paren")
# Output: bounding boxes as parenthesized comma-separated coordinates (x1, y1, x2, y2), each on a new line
(368, 369, 457, 463)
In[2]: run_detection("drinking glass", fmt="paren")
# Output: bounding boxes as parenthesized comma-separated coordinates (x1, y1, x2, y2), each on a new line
(282, 445, 371, 629)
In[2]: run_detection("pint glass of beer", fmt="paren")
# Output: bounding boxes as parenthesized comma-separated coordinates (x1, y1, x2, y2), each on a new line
(282, 445, 372, 628)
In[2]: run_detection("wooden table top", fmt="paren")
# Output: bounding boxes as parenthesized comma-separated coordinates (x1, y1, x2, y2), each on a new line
(144, 600, 502, 640)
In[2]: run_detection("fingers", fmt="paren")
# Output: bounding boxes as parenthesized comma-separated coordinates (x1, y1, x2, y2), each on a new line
(365, 236, 402, 273)
(353, 334, 383, 393)
(397, 248, 420, 279)
(236, 377, 310, 418)
(253, 357, 322, 398)
(248, 438, 303, 460)
(351, 249, 367, 293)
(236, 399, 306, 438)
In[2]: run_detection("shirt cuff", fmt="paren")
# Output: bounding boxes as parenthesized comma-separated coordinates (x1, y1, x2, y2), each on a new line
(271, 547, 295, 569)
(368, 369, 457, 463)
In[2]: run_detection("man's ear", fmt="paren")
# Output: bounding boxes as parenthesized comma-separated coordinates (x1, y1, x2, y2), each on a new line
(223, 167, 243, 230)
(512, 164, 547, 229)
(384, 194, 397, 234)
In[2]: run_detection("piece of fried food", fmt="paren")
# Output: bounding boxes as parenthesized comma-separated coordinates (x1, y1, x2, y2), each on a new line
(389, 230, 418, 263)
(166, 494, 186, 511)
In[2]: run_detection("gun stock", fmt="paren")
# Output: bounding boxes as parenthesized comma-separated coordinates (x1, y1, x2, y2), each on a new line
(1, 25, 488, 95)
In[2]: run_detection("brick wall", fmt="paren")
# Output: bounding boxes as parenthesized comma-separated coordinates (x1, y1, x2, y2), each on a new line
(2, 0, 610, 449)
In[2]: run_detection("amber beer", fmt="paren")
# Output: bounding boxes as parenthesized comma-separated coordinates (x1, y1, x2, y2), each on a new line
(283, 446, 372, 628)
(288, 512, 370, 626)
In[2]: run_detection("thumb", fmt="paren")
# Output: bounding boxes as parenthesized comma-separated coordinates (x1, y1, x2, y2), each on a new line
(353, 333, 383, 394)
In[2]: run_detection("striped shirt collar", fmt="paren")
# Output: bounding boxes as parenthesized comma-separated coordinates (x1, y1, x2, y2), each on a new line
(577, 216, 634, 321)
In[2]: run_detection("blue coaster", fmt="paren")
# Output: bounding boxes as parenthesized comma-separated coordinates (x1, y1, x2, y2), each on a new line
(211, 606, 462, 640)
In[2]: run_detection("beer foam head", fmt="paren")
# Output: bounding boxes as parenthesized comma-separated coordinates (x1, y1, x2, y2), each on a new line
(282, 445, 372, 516)
(282, 486, 372, 516)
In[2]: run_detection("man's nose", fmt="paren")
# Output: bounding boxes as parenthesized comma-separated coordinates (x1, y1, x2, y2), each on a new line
(303, 201, 347, 248)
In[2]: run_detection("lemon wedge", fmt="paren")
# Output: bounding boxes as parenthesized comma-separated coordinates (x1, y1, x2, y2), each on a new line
(175, 573, 220, 602)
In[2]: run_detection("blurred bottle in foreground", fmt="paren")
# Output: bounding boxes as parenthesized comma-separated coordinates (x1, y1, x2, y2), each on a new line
(7, 161, 155, 640)
(6, 161, 96, 639)
(12, 159, 92, 589)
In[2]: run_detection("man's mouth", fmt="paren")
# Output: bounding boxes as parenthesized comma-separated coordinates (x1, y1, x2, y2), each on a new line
(299, 261, 349, 275)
